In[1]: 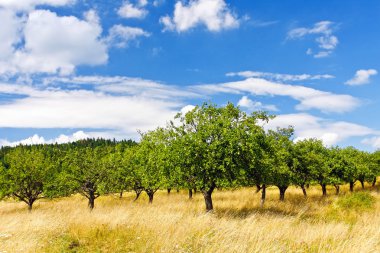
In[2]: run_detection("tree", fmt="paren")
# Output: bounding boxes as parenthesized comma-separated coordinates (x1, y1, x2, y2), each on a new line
(131, 128, 169, 204)
(267, 128, 295, 201)
(171, 103, 267, 211)
(0, 146, 54, 211)
(337, 146, 372, 192)
(355, 151, 374, 189)
(103, 143, 133, 198)
(237, 111, 271, 206)
(293, 139, 330, 196)
(370, 150, 380, 186)
(62, 146, 111, 210)
(327, 147, 346, 195)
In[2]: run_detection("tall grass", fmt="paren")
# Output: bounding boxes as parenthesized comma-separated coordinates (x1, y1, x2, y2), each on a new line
(1, 184, 380, 252)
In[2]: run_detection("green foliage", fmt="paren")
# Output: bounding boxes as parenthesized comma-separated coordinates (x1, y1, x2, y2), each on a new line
(293, 139, 330, 187)
(170, 102, 269, 192)
(0, 105, 379, 211)
(0, 146, 56, 210)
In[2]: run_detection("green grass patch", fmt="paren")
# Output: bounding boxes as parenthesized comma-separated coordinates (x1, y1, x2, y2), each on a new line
(41, 225, 155, 253)
(323, 192, 375, 224)
(336, 192, 375, 211)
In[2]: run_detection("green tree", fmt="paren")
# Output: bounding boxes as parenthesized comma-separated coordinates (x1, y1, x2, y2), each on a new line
(62, 146, 111, 210)
(0, 146, 55, 211)
(267, 127, 295, 201)
(132, 128, 169, 203)
(171, 103, 267, 211)
(293, 139, 330, 196)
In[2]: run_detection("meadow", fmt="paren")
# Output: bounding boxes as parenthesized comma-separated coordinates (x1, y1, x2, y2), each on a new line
(1, 184, 380, 253)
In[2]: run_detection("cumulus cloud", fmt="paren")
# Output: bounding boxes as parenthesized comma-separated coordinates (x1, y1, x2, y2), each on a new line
(288, 21, 338, 58)
(0, 0, 75, 10)
(345, 69, 378, 86)
(118, 0, 148, 19)
(237, 96, 278, 112)
(106, 25, 150, 48)
(265, 113, 378, 147)
(0, 131, 92, 147)
(0, 9, 23, 61)
(194, 78, 360, 113)
(180, 105, 196, 114)
(0, 6, 150, 76)
(160, 0, 239, 32)
(0, 9, 108, 76)
(226, 71, 334, 82)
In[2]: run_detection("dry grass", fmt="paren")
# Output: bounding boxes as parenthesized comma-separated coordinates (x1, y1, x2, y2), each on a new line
(1, 184, 380, 252)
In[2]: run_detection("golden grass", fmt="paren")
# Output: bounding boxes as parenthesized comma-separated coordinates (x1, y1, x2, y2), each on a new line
(1, 184, 380, 252)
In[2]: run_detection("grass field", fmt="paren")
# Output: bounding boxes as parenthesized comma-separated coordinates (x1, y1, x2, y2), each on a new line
(1, 184, 380, 253)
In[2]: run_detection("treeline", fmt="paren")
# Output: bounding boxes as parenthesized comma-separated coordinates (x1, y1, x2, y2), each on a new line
(1, 103, 380, 212)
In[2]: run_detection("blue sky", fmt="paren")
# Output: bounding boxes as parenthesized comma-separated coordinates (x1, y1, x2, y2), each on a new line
(0, 0, 379, 150)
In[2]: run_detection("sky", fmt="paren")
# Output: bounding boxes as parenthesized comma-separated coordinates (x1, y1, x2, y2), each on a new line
(0, 0, 379, 150)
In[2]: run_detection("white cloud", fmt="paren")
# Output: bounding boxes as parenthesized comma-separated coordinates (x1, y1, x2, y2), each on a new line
(313, 51, 331, 58)
(345, 69, 378, 86)
(160, 0, 239, 32)
(84, 9, 100, 24)
(106, 25, 150, 48)
(0, 0, 75, 10)
(43, 75, 200, 99)
(265, 113, 378, 147)
(153, 0, 165, 7)
(237, 96, 278, 111)
(118, 1, 148, 19)
(288, 21, 334, 38)
(226, 71, 334, 82)
(316, 35, 338, 50)
(0, 75, 197, 138)
(194, 78, 359, 113)
(288, 21, 338, 58)
(0, 7, 152, 76)
(180, 104, 196, 114)
(0, 9, 108, 76)
(138, 0, 148, 7)
(0, 131, 92, 147)
(0, 9, 23, 61)
(362, 137, 380, 149)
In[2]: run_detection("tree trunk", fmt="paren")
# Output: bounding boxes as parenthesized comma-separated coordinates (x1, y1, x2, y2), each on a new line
(321, 184, 327, 196)
(119, 191, 123, 198)
(278, 186, 287, 201)
(334, 185, 340, 195)
(202, 183, 216, 212)
(133, 189, 142, 201)
(188, 188, 193, 199)
(255, 184, 261, 193)
(360, 180, 365, 189)
(349, 181, 354, 192)
(27, 199, 35, 212)
(88, 191, 95, 210)
(260, 184, 266, 207)
(167, 188, 171, 194)
(372, 177, 377, 187)
(176, 188, 180, 193)
(146, 190, 155, 204)
(301, 184, 307, 197)
(193, 187, 197, 194)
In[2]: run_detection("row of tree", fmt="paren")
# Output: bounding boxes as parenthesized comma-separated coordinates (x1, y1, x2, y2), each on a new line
(0, 103, 379, 212)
